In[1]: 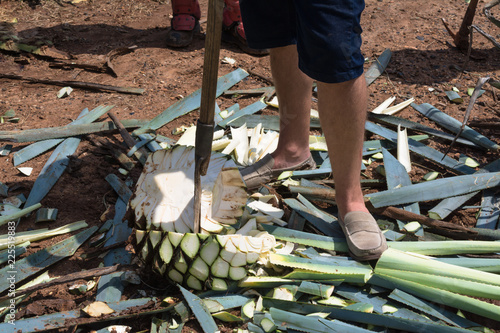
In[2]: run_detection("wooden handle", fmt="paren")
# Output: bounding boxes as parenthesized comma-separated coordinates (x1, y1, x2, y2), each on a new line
(194, 0, 224, 234)
(199, 0, 224, 125)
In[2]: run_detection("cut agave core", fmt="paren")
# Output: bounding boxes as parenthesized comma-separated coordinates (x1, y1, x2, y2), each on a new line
(128, 145, 246, 234)
(128, 146, 276, 290)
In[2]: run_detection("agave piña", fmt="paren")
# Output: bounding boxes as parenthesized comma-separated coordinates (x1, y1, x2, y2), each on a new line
(128, 145, 275, 290)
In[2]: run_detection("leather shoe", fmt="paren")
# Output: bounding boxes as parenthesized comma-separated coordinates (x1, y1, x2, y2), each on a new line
(240, 154, 316, 190)
(338, 211, 388, 261)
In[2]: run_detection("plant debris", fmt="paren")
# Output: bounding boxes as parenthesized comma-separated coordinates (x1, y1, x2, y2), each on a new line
(0, 1, 498, 332)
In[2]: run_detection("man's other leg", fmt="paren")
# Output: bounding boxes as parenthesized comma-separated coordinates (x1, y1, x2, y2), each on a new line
(316, 76, 368, 220)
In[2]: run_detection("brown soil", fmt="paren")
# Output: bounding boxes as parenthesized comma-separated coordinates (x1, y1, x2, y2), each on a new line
(0, 0, 499, 332)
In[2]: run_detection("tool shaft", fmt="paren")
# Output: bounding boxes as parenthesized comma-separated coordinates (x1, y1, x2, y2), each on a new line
(193, 0, 224, 233)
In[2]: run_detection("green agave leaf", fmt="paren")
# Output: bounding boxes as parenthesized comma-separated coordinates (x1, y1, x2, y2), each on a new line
(445, 91, 464, 104)
(388, 288, 484, 328)
(423, 171, 440, 181)
(343, 302, 374, 313)
(376, 267, 500, 300)
(0, 241, 29, 265)
(262, 298, 475, 333)
(413, 103, 500, 150)
(334, 283, 432, 322)
(218, 99, 267, 128)
(260, 224, 348, 252)
(476, 188, 500, 229)
(434, 257, 500, 273)
(377, 248, 500, 285)
(459, 155, 480, 168)
(227, 114, 322, 132)
(178, 285, 218, 333)
(428, 158, 500, 220)
(365, 48, 392, 86)
(1, 109, 15, 118)
(0, 226, 97, 294)
(134, 68, 248, 135)
(0, 203, 41, 227)
(382, 147, 421, 221)
(0, 220, 87, 250)
(238, 276, 316, 288)
(211, 311, 243, 322)
(96, 272, 124, 303)
(247, 322, 266, 333)
(24, 136, 82, 207)
(0, 182, 7, 197)
(387, 241, 500, 255)
(281, 198, 343, 238)
(0, 119, 145, 143)
(370, 273, 500, 322)
(0, 297, 153, 332)
(0, 144, 12, 156)
(368, 113, 478, 147)
(105, 174, 133, 203)
(269, 253, 372, 284)
(269, 307, 372, 333)
(223, 86, 274, 96)
(202, 295, 250, 313)
(263, 225, 500, 256)
(365, 121, 475, 175)
(366, 172, 500, 208)
(298, 281, 335, 298)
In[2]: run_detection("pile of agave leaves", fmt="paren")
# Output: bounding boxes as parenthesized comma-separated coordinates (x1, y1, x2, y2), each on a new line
(0, 66, 500, 333)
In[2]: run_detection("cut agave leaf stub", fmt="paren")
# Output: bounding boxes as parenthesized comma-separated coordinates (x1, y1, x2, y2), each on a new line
(211, 168, 247, 224)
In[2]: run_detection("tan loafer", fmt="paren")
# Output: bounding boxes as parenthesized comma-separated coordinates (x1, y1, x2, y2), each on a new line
(240, 154, 316, 190)
(338, 211, 388, 261)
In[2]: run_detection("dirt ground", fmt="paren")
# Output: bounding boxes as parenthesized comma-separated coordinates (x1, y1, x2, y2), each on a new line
(0, 0, 499, 332)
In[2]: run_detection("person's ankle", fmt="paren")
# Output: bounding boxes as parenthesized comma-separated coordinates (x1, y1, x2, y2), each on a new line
(271, 151, 310, 170)
(338, 203, 369, 221)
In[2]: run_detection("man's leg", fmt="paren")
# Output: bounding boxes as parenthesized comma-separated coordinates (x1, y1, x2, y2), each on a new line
(269, 45, 312, 169)
(316, 76, 368, 220)
(316, 75, 387, 260)
(239, 0, 386, 261)
(270, 46, 369, 219)
(239, 45, 316, 190)
(270, 46, 387, 261)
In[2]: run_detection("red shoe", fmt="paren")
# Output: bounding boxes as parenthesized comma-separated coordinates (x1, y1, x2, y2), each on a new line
(222, 0, 269, 56)
(166, 0, 201, 48)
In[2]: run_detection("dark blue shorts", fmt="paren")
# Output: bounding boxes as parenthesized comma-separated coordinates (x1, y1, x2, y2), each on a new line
(240, 0, 365, 84)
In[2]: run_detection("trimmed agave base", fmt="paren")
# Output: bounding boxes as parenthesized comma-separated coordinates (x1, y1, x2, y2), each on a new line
(133, 229, 275, 291)
(127, 145, 274, 290)
(127, 146, 247, 234)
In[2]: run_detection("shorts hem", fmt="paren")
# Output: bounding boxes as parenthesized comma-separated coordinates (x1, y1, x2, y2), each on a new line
(246, 38, 296, 51)
(299, 64, 364, 84)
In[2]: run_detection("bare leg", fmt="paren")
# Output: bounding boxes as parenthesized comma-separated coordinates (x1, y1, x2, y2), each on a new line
(316, 76, 368, 220)
(269, 45, 313, 169)
(270, 44, 368, 220)
(269, 47, 386, 260)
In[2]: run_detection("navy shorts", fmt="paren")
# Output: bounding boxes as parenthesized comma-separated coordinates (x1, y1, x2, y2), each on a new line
(240, 0, 365, 84)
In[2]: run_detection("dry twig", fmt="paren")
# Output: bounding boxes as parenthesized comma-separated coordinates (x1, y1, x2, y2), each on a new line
(0, 73, 144, 95)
